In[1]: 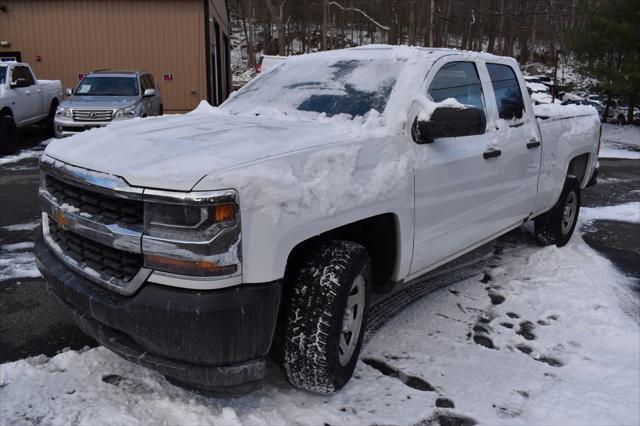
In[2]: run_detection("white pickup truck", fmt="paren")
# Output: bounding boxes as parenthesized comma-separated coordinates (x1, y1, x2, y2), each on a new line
(34, 46, 600, 395)
(0, 62, 62, 154)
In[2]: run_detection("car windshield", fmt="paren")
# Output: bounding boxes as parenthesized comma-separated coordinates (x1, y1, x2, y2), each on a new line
(74, 76, 139, 96)
(0, 65, 7, 85)
(223, 52, 407, 118)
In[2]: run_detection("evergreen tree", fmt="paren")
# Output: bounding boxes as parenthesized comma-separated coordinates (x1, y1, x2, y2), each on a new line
(567, 0, 640, 123)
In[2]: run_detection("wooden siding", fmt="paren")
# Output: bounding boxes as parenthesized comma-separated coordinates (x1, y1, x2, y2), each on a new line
(0, 0, 229, 112)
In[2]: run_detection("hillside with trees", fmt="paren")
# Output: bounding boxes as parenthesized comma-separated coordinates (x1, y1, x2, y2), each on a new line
(229, 0, 639, 121)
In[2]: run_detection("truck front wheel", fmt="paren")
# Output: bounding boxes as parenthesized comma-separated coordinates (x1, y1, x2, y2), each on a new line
(535, 176, 581, 247)
(283, 240, 371, 394)
(43, 101, 58, 137)
(0, 115, 18, 155)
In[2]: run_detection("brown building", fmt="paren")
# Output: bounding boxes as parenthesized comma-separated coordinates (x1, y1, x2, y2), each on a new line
(0, 0, 231, 112)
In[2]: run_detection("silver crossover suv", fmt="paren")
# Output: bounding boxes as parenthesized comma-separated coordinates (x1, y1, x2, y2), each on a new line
(54, 70, 163, 138)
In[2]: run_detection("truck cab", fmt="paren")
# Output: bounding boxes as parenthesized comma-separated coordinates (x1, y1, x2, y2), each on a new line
(0, 61, 62, 154)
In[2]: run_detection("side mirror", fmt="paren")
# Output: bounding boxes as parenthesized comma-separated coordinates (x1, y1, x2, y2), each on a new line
(143, 88, 156, 97)
(65, 88, 73, 96)
(10, 78, 29, 89)
(412, 106, 486, 144)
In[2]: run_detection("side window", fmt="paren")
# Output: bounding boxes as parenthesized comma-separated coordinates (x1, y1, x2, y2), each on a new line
(487, 63, 525, 120)
(17, 67, 35, 85)
(140, 75, 151, 91)
(428, 62, 485, 110)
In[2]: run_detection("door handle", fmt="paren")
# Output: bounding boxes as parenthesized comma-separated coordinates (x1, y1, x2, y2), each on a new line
(527, 139, 541, 149)
(25, 90, 31, 95)
(483, 148, 502, 159)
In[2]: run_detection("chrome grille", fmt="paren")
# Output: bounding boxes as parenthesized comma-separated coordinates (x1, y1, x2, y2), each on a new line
(47, 175, 143, 226)
(72, 109, 113, 122)
(48, 219, 143, 282)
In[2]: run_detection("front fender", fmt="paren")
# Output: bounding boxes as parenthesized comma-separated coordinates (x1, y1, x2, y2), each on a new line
(194, 135, 415, 284)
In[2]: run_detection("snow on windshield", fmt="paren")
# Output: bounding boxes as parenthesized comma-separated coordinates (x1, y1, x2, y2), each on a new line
(223, 49, 408, 119)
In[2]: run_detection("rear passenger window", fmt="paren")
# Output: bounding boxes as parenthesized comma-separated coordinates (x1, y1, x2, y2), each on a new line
(487, 63, 525, 120)
(140, 75, 151, 91)
(147, 74, 156, 89)
(428, 62, 485, 110)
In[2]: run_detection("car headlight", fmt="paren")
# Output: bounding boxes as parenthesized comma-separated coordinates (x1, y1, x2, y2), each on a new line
(144, 202, 235, 238)
(55, 107, 72, 118)
(114, 105, 137, 118)
(142, 190, 241, 277)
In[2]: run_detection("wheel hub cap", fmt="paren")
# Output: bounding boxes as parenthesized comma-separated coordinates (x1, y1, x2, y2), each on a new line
(561, 191, 577, 235)
(338, 275, 365, 366)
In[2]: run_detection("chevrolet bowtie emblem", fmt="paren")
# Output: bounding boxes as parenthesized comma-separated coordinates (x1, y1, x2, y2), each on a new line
(54, 210, 71, 229)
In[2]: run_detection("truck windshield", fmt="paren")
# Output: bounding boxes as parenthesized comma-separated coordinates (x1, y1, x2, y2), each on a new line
(74, 76, 139, 96)
(0, 65, 6, 85)
(223, 53, 407, 118)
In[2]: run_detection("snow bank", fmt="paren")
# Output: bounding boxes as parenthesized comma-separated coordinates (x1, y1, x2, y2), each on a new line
(580, 202, 640, 224)
(1, 242, 35, 252)
(0, 149, 42, 166)
(533, 103, 598, 118)
(2, 221, 40, 232)
(599, 123, 640, 159)
(0, 251, 41, 281)
(1, 234, 637, 425)
(601, 123, 640, 147)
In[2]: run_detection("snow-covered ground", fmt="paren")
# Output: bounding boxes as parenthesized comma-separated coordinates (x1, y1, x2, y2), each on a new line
(599, 124, 640, 159)
(1, 223, 638, 425)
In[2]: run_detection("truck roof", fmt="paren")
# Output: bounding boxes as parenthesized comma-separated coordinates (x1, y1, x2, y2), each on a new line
(88, 70, 146, 77)
(351, 44, 514, 62)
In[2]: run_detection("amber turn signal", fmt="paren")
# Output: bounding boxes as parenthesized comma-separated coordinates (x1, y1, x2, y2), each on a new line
(213, 203, 235, 222)
(145, 254, 237, 277)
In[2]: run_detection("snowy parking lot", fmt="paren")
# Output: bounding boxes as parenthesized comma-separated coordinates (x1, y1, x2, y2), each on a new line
(1, 124, 639, 425)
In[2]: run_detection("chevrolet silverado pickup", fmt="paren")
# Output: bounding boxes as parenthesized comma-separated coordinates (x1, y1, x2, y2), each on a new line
(0, 62, 62, 154)
(34, 46, 600, 395)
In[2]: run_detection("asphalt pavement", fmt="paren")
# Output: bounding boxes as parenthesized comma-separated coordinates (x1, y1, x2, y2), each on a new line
(0, 128, 638, 363)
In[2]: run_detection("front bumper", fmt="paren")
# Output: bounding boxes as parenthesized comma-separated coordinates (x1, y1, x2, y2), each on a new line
(54, 116, 112, 138)
(34, 231, 282, 394)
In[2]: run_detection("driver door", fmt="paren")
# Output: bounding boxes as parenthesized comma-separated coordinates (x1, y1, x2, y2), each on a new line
(9, 66, 39, 125)
(410, 60, 504, 276)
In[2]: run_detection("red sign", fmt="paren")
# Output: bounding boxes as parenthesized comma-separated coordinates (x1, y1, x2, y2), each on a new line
(163, 74, 173, 81)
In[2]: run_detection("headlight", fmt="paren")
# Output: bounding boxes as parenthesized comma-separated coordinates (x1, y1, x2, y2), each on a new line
(142, 190, 241, 278)
(55, 107, 72, 118)
(144, 202, 235, 239)
(114, 105, 137, 118)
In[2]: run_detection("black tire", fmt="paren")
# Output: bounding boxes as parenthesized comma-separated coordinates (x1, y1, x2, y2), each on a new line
(43, 100, 58, 137)
(159, 105, 164, 116)
(283, 240, 371, 394)
(0, 115, 18, 155)
(535, 176, 581, 247)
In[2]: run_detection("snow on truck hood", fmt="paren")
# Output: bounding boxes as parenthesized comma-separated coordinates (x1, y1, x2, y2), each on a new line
(43, 108, 361, 191)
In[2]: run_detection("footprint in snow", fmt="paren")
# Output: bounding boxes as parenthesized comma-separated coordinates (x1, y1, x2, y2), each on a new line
(516, 321, 537, 340)
(362, 358, 435, 392)
(102, 374, 154, 394)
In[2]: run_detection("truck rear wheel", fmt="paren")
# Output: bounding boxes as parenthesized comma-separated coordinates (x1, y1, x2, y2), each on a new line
(535, 176, 581, 247)
(283, 240, 371, 394)
(0, 115, 18, 155)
